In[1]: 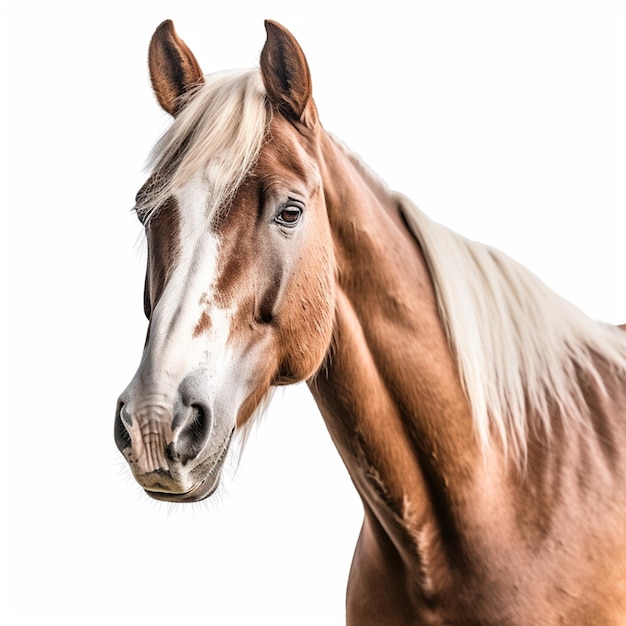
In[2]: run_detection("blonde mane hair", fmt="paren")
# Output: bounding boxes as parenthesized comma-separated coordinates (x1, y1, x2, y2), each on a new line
(136, 69, 269, 222)
(399, 195, 626, 463)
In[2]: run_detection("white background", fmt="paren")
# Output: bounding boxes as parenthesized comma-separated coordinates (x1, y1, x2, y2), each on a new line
(3, 1, 625, 624)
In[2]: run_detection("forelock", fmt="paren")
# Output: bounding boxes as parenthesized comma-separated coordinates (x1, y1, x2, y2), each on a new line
(136, 69, 270, 223)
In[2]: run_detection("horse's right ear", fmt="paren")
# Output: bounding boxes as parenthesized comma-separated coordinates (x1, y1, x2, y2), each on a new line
(148, 20, 204, 116)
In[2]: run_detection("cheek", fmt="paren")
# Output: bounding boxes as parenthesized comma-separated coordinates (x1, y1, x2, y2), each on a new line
(220, 239, 335, 385)
(275, 235, 336, 382)
(214, 194, 336, 385)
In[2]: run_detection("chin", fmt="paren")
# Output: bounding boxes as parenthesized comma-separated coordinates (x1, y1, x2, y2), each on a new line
(144, 470, 223, 503)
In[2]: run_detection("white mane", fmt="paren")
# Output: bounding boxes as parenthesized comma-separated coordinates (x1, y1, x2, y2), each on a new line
(399, 194, 626, 463)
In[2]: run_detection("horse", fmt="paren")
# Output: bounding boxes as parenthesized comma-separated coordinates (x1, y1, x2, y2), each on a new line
(115, 19, 626, 624)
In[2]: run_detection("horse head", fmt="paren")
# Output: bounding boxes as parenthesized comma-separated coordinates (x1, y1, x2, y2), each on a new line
(115, 20, 336, 502)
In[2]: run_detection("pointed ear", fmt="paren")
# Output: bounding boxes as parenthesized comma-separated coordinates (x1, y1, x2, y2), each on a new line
(148, 20, 204, 116)
(260, 20, 316, 126)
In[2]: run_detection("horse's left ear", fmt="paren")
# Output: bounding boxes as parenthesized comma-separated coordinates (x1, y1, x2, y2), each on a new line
(260, 20, 317, 127)
(149, 20, 204, 116)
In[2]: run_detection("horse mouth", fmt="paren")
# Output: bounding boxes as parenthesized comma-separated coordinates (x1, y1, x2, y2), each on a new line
(143, 429, 234, 503)
(144, 473, 221, 503)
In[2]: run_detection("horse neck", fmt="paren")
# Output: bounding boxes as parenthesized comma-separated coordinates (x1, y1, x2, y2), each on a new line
(308, 133, 484, 557)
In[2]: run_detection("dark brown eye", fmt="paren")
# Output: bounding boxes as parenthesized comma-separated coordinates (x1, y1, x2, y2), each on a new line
(276, 206, 302, 226)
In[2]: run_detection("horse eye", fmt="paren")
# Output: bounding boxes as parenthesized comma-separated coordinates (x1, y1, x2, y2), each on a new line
(276, 206, 302, 226)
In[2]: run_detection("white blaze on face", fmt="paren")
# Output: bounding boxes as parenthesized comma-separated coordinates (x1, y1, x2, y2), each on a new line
(127, 177, 244, 449)
(145, 180, 229, 374)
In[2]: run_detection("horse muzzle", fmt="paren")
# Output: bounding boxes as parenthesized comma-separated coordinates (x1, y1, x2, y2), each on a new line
(114, 377, 234, 502)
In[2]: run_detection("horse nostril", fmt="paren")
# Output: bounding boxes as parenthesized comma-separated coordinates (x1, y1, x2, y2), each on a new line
(114, 401, 132, 451)
(176, 403, 212, 464)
